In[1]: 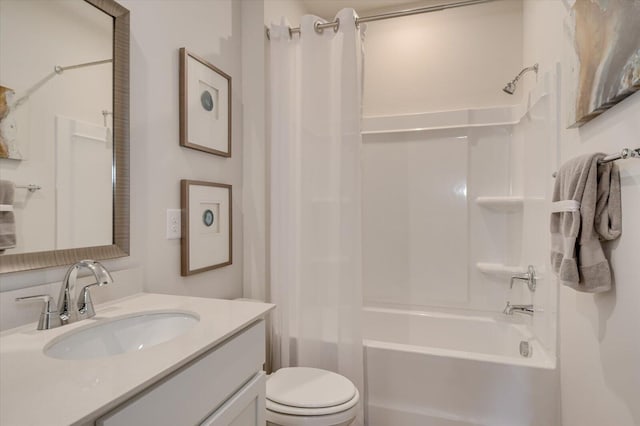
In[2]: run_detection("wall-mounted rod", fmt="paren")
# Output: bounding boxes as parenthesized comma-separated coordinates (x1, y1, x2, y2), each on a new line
(12, 59, 112, 110)
(358, 0, 494, 24)
(597, 147, 640, 165)
(267, 0, 496, 39)
(54, 59, 112, 75)
(15, 184, 42, 193)
(552, 148, 640, 178)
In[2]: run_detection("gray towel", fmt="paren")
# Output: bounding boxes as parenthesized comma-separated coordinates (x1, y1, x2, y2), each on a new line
(0, 180, 16, 253)
(550, 153, 622, 292)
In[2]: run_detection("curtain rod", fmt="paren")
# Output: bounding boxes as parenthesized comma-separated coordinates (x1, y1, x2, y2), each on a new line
(266, 0, 496, 39)
(12, 59, 112, 110)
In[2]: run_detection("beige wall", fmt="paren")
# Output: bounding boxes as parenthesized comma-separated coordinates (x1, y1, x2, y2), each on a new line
(363, 0, 523, 116)
(120, 0, 244, 298)
(265, 0, 523, 116)
(523, 1, 640, 425)
(264, 0, 309, 26)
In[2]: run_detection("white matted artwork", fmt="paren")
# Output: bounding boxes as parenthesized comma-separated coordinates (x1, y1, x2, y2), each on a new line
(181, 180, 232, 276)
(179, 48, 231, 157)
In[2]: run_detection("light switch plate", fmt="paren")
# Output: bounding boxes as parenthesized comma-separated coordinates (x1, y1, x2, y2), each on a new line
(166, 209, 181, 239)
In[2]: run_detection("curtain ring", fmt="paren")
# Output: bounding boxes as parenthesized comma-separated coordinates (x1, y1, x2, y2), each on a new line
(265, 27, 271, 40)
(333, 18, 340, 33)
(314, 20, 324, 34)
(288, 26, 293, 39)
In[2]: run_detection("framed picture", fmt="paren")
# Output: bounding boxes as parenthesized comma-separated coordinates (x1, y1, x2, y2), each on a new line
(181, 180, 232, 276)
(179, 48, 231, 157)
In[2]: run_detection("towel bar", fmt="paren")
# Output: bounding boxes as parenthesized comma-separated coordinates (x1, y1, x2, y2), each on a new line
(15, 184, 42, 192)
(552, 147, 640, 178)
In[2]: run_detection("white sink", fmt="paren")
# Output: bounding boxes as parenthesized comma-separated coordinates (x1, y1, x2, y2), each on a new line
(44, 311, 199, 360)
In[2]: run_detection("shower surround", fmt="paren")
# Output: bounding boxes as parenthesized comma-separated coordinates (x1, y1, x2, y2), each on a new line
(361, 70, 559, 426)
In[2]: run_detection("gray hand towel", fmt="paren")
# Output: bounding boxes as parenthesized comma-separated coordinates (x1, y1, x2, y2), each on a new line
(0, 180, 16, 253)
(550, 153, 622, 292)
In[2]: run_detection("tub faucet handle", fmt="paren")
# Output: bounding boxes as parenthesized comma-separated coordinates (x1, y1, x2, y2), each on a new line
(510, 265, 536, 292)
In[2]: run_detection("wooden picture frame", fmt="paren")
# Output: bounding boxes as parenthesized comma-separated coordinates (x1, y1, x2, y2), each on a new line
(179, 48, 231, 157)
(180, 180, 232, 276)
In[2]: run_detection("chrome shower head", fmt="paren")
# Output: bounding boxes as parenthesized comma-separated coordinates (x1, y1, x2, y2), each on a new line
(502, 63, 539, 95)
(502, 81, 517, 95)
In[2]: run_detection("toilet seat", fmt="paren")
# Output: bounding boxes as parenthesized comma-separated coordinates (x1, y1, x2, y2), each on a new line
(267, 367, 357, 409)
(267, 389, 360, 416)
(265, 367, 360, 425)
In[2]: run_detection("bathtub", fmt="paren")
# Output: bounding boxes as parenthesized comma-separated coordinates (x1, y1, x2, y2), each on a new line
(363, 307, 558, 426)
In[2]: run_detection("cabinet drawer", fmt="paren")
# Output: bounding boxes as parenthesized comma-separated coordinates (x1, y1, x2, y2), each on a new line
(200, 372, 265, 426)
(97, 320, 265, 426)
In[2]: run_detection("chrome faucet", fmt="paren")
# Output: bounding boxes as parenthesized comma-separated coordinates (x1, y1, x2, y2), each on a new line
(16, 260, 113, 330)
(510, 265, 536, 292)
(58, 260, 113, 323)
(503, 301, 534, 316)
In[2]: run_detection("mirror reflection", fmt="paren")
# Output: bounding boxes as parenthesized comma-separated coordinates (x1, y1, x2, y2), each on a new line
(0, 0, 114, 255)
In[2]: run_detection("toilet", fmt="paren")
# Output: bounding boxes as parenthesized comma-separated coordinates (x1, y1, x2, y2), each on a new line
(265, 367, 359, 426)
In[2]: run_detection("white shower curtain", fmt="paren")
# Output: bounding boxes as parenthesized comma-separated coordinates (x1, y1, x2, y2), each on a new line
(269, 8, 365, 423)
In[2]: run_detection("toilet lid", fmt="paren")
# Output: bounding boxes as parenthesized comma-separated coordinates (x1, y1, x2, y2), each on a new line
(266, 367, 357, 409)
(266, 388, 360, 417)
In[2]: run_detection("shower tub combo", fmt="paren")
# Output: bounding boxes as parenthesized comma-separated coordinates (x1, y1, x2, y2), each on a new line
(363, 307, 558, 426)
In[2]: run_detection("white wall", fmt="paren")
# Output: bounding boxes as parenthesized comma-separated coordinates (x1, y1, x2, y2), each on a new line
(363, 0, 523, 116)
(264, 0, 309, 27)
(120, 0, 244, 298)
(523, 1, 640, 425)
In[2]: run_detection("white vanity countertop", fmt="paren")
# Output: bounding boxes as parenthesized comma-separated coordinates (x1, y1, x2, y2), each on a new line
(0, 292, 275, 426)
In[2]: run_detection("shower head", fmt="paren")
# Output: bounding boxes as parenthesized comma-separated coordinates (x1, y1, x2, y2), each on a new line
(503, 81, 517, 95)
(502, 63, 539, 95)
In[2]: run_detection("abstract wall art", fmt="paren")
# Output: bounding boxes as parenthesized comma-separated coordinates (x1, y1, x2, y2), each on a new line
(567, 0, 640, 127)
(0, 86, 22, 160)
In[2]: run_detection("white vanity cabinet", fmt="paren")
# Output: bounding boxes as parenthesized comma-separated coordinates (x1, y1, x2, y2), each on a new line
(97, 320, 266, 426)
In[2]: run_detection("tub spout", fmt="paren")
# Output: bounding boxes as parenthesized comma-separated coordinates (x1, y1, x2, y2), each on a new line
(503, 301, 534, 316)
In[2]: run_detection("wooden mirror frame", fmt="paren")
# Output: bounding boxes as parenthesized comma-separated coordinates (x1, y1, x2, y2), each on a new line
(0, 0, 130, 274)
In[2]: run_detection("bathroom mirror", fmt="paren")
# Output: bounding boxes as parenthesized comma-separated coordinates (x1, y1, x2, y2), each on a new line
(0, 0, 129, 274)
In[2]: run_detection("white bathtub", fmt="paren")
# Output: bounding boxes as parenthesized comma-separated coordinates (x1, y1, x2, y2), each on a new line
(363, 307, 558, 426)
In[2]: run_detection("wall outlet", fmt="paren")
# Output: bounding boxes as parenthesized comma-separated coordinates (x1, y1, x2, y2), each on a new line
(166, 209, 181, 239)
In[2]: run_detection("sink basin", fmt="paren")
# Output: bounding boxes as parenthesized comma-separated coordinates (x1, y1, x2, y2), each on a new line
(44, 311, 199, 360)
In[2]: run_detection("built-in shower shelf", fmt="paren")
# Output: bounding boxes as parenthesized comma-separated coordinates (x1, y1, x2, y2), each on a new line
(476, 262, 524, 276)
(475, 196, 524, 212)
